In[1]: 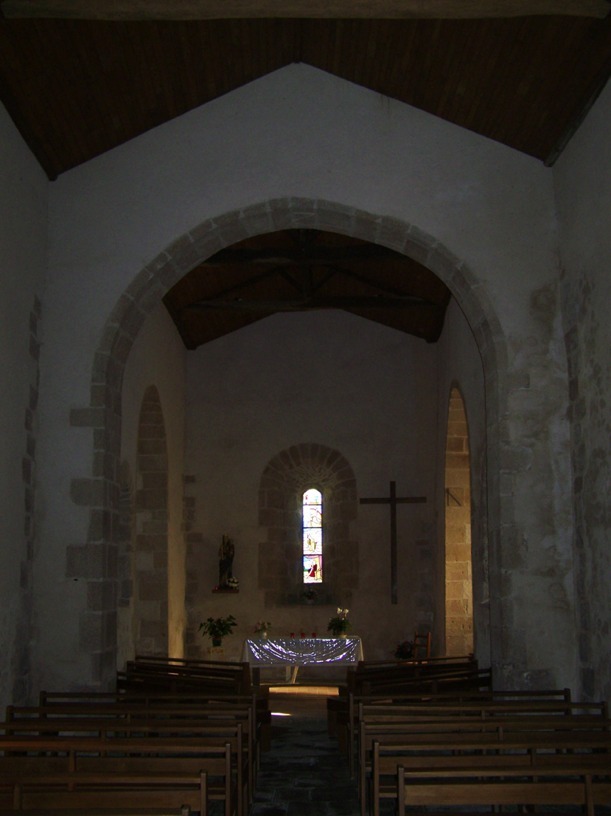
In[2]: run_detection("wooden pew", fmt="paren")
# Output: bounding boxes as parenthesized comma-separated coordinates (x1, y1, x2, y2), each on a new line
(38, 687, 272, 751)
(351, 697, 607, 780)
(396, 764, 611, 816)
(337, 685, 574, 755)
(117, 662, 251, 696)
(369, 728, 611, 816)
(1, 717, 252, 814)
(345, 655, 481, 695)
(355, 703, 609, 814)
(327, 658, 489, 737)
(0, 770, 208, 814)
(0, 736, 237, 816)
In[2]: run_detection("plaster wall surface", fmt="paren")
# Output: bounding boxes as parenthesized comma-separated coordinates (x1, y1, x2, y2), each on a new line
(0, 101, 48, 709)
(31, 65, 575, 688)
(184, 309, 438, 661)
(554, 79, 611, 700)
(47, 65, 557, 346)
(120, 304, 186, 666)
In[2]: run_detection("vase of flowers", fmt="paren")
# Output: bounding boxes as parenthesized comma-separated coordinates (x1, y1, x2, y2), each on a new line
(199, 614, 237, 647)
(254, 620, 271, 639)
(327, 607, 350, 638)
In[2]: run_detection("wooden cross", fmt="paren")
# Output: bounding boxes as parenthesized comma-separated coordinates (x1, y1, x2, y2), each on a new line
(360, 481, 426, 605)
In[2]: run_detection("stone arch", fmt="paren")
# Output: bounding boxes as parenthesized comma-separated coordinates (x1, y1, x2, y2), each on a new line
(71, 197, 507, 688)
(258, 443, 358, 606)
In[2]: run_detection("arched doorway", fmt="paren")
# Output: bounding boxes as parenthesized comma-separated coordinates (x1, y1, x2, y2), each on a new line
(444, 386, 474, 656)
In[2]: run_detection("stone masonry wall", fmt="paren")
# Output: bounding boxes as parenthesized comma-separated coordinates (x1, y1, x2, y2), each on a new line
(444, 387, 474, 656)
(133, 386, 168, 656)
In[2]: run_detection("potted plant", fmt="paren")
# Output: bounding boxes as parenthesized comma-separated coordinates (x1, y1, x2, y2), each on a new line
(199, 614, 237, 647)
(327, 607, 350, 637)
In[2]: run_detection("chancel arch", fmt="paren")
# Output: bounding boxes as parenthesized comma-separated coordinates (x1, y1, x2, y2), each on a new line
(71, 198, 507, 689)
(258, 443, 358, 607)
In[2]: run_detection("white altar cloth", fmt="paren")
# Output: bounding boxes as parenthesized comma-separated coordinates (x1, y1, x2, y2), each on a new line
(241, 636, 363, 667)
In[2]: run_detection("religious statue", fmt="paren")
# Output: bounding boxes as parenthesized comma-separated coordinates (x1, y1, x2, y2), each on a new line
(218, 534, 235, 588)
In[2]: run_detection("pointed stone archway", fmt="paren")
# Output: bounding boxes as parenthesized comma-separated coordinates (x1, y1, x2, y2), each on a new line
(69, 197, 507, 688)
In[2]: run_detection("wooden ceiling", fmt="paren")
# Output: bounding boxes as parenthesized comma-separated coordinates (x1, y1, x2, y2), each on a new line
(163, 229, 453, 346)
(1, 3, 610, 179)
(1, 1, 609, 346)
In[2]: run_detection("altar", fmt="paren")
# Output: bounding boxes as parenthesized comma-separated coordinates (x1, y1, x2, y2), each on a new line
(241, 636, 364, 685)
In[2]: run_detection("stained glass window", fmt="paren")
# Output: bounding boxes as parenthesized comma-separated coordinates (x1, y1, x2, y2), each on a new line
(303, 488, 323, 583)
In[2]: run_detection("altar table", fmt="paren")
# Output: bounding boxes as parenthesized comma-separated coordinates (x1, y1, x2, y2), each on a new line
(241, 636, 363, 684)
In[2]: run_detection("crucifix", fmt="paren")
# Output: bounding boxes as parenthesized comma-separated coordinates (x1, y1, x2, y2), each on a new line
(360, 481, 426, 605)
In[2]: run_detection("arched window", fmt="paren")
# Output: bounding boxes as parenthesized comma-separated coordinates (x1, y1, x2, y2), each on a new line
(303, 488, 323, 584)
(258, 443, 357, 606)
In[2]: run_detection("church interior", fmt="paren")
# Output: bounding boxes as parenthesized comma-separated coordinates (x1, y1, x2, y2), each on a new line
(0, 0, 610, 777)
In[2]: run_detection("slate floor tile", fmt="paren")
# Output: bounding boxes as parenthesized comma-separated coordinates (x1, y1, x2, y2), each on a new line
(250, 690, 360, 816)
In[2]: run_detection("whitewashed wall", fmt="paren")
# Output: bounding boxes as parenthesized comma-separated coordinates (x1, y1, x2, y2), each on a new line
(554, 79, 611, 700)
(32, 65, 575, 690)
(184, 310, 438, 661)
(0, 102, 48, 709)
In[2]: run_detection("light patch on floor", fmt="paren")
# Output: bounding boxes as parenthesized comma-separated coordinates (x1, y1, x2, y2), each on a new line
(268, 684, 339, 696)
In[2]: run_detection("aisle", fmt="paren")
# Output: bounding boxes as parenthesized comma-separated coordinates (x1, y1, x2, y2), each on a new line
(249, 687, 361, 816)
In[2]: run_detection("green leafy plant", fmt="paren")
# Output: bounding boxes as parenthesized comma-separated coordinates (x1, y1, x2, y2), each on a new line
(327, 607, 350, 637)
(199, 614, 237, 646)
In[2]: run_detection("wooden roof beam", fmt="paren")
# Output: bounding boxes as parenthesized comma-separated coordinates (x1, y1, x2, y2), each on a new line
(2, 0, 609, 20)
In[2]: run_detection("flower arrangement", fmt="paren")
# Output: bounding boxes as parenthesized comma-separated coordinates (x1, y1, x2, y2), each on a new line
(327, 607, 350, 637)
(254, 620, 271, 635)
(394, 639, 414, 660)
(199, 614, 237, 647)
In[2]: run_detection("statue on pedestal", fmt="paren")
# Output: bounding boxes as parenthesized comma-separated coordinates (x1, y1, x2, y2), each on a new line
(218, 534, 235, 589)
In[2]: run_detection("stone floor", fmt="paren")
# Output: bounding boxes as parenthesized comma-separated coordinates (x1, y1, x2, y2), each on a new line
(248, 686, 363, 816)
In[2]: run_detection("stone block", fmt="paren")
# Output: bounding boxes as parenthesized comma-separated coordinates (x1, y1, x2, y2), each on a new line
(139, 574, 166, 601)
(87, 509, 113, 543)
(70, 478, 107, 507)
(136, 488, 168, 510)
(240, 203, 275, 237)
(445, 579, 470, 601)
(137, 438, 166, 456)
(66, 543, 107, 579)
(446, 563, 470, 581)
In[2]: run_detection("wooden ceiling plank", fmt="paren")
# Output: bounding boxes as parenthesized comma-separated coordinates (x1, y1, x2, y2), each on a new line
(322, 263, 447, 303)
(186, 295, 436, 310)
(33, 21, 97, 171)
(468, 19, 526, 146)
(546, 53, 611, 162)
(1, 13, 609, 178)
(433, 20, 480, 121)
(2, 0, 609, 20)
